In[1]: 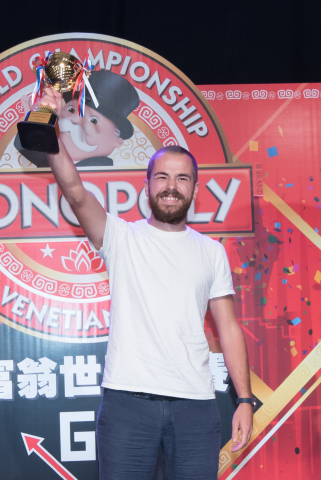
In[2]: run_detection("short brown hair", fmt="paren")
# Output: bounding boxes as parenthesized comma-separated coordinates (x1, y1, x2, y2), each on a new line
(147, 146, 198, 183)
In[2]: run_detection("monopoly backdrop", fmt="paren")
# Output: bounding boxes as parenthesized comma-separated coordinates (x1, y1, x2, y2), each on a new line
(0, 33, 320, 480)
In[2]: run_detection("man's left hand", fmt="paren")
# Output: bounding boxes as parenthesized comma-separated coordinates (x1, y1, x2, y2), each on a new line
(231, 403, 253, 452)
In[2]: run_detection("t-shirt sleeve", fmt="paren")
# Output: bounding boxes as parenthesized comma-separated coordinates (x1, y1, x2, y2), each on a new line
(209, 242, 235, 299)
(88, 213, 128, 263)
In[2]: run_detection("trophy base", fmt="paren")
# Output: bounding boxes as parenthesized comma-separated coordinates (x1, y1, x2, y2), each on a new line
(17, 108, 60, 154)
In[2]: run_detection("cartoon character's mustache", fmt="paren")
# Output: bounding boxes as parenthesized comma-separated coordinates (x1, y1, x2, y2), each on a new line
(59, 118, 98, 153)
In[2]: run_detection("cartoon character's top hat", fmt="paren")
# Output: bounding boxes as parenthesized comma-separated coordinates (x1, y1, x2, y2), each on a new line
(63, 70, 140, 139)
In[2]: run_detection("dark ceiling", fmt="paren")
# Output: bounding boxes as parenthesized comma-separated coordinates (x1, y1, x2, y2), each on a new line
(2, 0, 321, 85)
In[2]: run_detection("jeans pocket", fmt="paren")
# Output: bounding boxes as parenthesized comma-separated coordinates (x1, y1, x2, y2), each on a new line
(97, 388, 109, 427)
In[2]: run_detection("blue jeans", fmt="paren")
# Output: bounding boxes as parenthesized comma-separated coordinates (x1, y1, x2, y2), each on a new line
(96, 388, 221, 480)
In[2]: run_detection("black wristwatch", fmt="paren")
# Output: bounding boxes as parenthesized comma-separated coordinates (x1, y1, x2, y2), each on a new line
(236, 397, 256, 408)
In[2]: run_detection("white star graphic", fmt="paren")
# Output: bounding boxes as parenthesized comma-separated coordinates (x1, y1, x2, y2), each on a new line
(40, 244, 55, 258)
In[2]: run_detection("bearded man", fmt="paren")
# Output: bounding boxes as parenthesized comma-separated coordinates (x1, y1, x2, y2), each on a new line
(38, 86, 253, 480)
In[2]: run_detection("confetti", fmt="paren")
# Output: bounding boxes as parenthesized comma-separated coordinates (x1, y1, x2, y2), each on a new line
(300, 388, 307, 394)
(293, 264, 300, 272)
(234, 267, 243, 274)
(260, 297, 267, 305)
(278, 125, 283, 136)
(309, 176, 313, 181)
(295, 447, 300, 455)
(242, 262, 249, 268)
(232, 464, 238, 470)
(265, 172, 269, 179)
(275, 222, 281, 228)
(249, 141, 258, 151)
(267, 146, 278, 158)
(291, 347, 298, 356)
(309, 329, 313, 335)
(314, 197, 320, 202)
(307, 185, 314, 190)
(291, 317, 301, 326)
(282, 279, 287, 284)
(268, 234, 277, 244)
(285, 183, 294, 187)
(314, 270, 321, 283)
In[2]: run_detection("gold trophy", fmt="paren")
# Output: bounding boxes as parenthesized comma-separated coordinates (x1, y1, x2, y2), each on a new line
(17, 52, 90, 154)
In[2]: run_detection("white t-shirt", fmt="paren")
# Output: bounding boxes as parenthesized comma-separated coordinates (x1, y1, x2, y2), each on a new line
(92, 214, 235, 400)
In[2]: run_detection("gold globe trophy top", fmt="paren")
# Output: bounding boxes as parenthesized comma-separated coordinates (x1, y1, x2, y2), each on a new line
(44, 52, 84, 93)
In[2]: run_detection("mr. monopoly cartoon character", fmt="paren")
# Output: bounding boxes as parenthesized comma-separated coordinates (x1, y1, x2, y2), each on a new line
(14, 70, 140, 168)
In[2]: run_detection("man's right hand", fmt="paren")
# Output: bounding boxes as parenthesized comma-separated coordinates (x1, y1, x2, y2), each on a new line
(32, 87, 62, 116)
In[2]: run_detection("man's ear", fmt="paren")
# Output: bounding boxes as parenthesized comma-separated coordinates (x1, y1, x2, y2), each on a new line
(193, 181, 200, 200)
(143, 178, 149, 198)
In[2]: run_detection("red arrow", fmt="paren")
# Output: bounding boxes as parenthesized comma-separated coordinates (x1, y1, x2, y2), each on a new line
(21, 433, 77, 480)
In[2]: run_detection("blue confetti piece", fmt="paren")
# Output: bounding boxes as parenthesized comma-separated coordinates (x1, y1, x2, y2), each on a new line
(282, 279, 287, 284)
(275, 222, 281, 228)
(300, 388, 307, 395)
(314, 197, 320, 203)
(309, 176, 313, 181)
(242, 262, 249, 268)
(303, 350, 307, 355)
(291, 317, 301, 326)
(265, 268, 269, 274)
(287, 228, 293, 233)
(267, 146, 278, 158)
(255, 272, 262, 281)
(285, 183, 294, 187)
(263, 258, 267, 262)
(315, 227, 319, 233)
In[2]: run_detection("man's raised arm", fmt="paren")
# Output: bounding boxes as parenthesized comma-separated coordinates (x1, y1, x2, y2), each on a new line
(39, 88, 106, 250)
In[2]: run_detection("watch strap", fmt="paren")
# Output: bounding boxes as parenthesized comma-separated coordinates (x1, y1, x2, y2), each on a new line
(236, 397, 256, 407)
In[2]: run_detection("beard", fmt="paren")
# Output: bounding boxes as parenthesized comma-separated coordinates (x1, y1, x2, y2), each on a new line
(149, 188, 193, 225)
